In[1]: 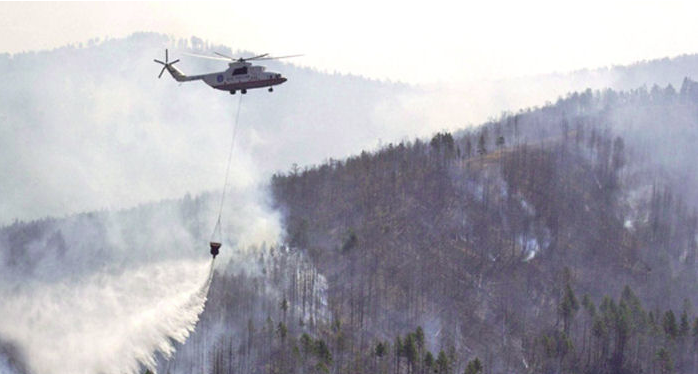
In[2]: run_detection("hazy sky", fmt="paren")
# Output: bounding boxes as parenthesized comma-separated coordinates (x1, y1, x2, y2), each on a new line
(1, 1, 697, 84)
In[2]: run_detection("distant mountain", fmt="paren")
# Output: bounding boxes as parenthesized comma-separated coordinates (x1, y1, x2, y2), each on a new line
(424, 53, 698, 129)
(0, 32, 416, 224)
(2, 32, 698, 225)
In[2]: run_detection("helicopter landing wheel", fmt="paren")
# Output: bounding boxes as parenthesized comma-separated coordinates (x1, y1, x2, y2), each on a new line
(229, 90, 236, 95)
(268, 87, 274, 92)
(241, 89, 247, 94)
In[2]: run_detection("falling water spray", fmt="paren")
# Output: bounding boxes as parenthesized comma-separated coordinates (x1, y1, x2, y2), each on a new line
(0, 255, 215, 374)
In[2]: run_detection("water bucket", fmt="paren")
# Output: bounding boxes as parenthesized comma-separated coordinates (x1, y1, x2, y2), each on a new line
(210, 242, 221, 258)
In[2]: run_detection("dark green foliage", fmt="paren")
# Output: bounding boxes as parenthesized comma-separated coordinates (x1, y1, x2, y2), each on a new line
(424, 351, 434, 370)
(541, 331, 572, 359)
(395, 335, 403, 357)
(477, 129, 487, 155)
(436, 350, 449, 374)
(403, 333, 418, 371)
(655, 348, 674, 374)
(375, 342, 386, 358)
(316, 361, 329, 374)
(301, 333, 313, 356)
(679, 310, 690, 337)
(464, 357, 483, 374)
(526, 284, 696, 374)
(663, 310, 679, 339)
(464, 136, 472, 158)
(280, 297, 289, 323)
(592, 314, 608, 340)
(430, 132, 455, 155)
(582, 294, 596, 317)
(340, 228, 358, 253)
(558, 282, 579, 334)
(289, 218, 309, 248)
(415, 326, 425, 351)
(276, 322, 288, 340)
(313, 339, 332, 364)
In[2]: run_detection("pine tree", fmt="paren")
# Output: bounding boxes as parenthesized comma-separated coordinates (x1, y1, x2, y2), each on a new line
(679, 310, 690, 337)
(464, 358, 483, 374)
(655, 348, 674, 374)
(424, 351, 434, 374)
(663, 310, 679, 340)
(280, 297, 289, 323)
(404, 334, 418, 374)
(477, 130, 487, 156)
(436, 350, 449, 374)
(559, 283, 579, 334)
(376, 342, 387, 358)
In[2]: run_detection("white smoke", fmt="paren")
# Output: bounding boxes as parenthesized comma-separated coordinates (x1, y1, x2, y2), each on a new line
(0, 34, 288, 374)
(0, 179, 282, 374)
(3, 34, 695, 226)
(0, 259, 213, 374)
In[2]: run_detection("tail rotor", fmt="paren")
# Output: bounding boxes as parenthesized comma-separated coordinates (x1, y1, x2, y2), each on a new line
(154, 49, 180, 79)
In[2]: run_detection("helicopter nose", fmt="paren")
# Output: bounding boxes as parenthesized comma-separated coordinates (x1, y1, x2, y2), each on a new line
(281, 77, 287, 83)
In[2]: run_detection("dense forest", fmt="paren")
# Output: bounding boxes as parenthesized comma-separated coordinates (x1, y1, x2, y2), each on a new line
(2, 36, 698, 373)
(151, 79, 698, 374)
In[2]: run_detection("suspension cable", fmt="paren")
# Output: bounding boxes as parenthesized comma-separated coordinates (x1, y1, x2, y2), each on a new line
(211, 94, 244, 241)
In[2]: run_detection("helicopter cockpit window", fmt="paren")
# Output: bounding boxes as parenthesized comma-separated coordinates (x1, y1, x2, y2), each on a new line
(232, 67, 248, 76)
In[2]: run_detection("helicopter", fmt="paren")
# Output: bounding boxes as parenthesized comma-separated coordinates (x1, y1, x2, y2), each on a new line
(154, 49, 301, 94)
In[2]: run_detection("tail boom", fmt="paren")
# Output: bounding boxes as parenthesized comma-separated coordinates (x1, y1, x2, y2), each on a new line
(165, 64, 198, 82)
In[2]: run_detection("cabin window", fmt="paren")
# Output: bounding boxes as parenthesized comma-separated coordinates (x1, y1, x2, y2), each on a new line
(232, 67, 248, 76)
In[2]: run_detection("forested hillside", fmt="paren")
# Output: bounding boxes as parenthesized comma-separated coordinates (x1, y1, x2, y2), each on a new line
(126, 78, 698, 374)
(262, 79, 698, 374)
(3, 61, 698, 373)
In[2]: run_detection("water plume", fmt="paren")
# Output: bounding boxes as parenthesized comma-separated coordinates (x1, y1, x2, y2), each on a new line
(0, 257, 215, 374)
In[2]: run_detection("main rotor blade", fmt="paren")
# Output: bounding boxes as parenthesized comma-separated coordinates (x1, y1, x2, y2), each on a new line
(244, 53, 270, 61)
(170, 59, 180, 65)
(255, 54, 304, 61)
(154, 59, 165, 65)
(215, 52, 269, 61)
(184, 52, 231, 62)
(165, 49, 168, 62)
(158, 67, 166, 78)
(213, 51, 236, 60)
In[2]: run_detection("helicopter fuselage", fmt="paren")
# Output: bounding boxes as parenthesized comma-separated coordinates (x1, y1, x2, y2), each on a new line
(166, 61, 287, 93)
(207, 62, 286, 91)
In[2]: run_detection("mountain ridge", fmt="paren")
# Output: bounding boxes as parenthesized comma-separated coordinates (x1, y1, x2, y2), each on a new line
(3, 79, 698, 373)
